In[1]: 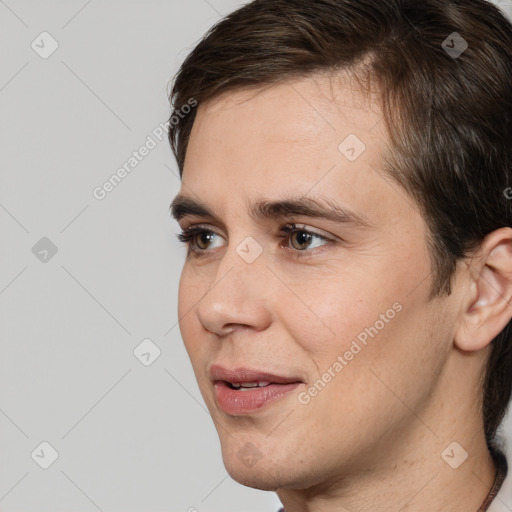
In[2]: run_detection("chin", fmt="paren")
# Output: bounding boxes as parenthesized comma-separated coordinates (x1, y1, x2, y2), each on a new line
(216, 436, 278, 489)
(227, 467, 281, 491)
(224, 454, 331, 494)
(222, 453, 285, 491)
(220, 439, 314, 492)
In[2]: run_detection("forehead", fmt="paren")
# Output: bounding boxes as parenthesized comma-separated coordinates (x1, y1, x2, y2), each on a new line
(187, 71, 382, 162)
(179, 71, 417, 233)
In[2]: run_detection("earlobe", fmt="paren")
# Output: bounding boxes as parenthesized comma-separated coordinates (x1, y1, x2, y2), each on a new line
(454, 228, 512, 352)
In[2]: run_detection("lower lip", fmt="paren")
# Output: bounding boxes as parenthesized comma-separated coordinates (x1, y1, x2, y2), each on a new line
(214, 381, 302, 415)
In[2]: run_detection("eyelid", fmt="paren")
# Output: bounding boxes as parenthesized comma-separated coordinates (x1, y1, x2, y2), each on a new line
(176, 222, 338, 254)
(176, 223, 225, 243)
(177, 222, 335, 238)
(176, 222, 336, 244)
(178, 222, 220, 234)
(280, 223, 334, 241)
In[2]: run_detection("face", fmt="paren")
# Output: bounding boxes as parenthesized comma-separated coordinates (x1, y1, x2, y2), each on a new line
(172, 72, 461, 491)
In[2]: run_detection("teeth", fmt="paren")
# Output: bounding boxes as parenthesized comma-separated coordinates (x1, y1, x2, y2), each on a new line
(230, 381, 271, 389)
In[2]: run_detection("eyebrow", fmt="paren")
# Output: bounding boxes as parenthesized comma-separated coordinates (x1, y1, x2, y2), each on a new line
(169, 194, 373, 229)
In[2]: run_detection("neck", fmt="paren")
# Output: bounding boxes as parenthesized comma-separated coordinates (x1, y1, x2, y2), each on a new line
(276, 348, 498, 512)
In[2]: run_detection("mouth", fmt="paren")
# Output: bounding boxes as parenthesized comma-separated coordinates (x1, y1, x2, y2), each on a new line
(225, 381, 272, 390)
(209, 364, 304, 415)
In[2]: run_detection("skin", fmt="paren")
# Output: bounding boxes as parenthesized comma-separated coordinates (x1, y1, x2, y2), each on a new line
(171, 71, 512, 512)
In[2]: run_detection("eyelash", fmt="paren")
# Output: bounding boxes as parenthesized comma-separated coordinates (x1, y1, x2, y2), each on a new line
(176, 223, 331, 257)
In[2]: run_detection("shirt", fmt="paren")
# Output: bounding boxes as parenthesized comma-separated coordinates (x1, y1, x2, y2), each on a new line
(276, 448, 509, 512)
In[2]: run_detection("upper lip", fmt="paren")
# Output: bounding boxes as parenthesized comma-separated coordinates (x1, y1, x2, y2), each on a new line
(209, 364, 303, 384)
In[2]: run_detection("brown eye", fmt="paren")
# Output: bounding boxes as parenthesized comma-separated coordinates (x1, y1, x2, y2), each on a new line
(177, 226, 224, 252)
(281, 224, 330, 252)
(290, 230, 315, 250)
(196, 231, 216, 250)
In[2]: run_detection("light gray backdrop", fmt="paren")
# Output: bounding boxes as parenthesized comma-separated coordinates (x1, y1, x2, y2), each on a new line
(1, 1, 511, 511)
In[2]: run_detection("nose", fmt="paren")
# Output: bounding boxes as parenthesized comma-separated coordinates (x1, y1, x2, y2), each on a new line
(195, 240, 273, 337)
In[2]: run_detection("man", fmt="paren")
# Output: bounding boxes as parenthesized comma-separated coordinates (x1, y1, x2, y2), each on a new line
(168, 0, 512, 510)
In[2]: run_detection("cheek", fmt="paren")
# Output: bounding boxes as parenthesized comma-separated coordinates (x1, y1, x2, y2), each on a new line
(177, 266, 191, 320)
(177, 266, 206, 356)
(177, 261, 209, 318)
(320, 291, 450, 415)
(297, 299, 447, 454)
(287, 251, 436, 398)
(285, 266, 400, 363)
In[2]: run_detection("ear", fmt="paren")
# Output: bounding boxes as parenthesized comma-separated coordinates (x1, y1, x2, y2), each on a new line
(455, 227, 512, 352)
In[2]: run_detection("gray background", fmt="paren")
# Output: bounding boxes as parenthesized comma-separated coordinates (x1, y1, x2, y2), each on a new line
(1, 1, 511, 511)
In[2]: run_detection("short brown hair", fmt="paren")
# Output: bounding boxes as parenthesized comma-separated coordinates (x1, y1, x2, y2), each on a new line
(168, 0, 512, 449)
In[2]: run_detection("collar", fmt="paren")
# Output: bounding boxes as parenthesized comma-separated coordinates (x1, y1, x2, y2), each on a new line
(486, 447, 511, 512)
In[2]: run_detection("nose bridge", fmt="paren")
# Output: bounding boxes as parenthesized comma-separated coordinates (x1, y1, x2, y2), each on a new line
(196, 233, 271, 335)
(216, 232, 267, 292)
